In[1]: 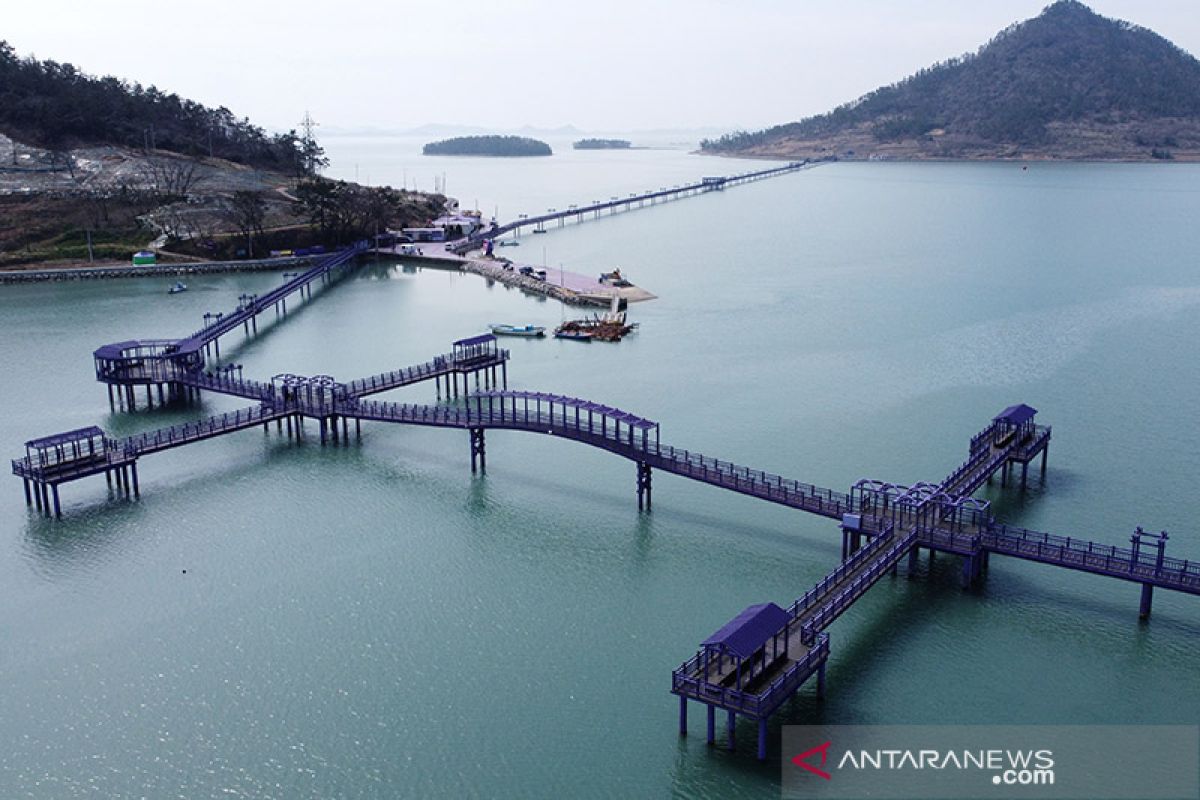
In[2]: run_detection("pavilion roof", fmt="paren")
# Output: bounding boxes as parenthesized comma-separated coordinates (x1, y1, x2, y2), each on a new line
(701, 602, 789, 661)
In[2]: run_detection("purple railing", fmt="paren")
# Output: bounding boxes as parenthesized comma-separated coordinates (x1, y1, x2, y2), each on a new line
(341, 396, 858, 517)
(788, 524, 897, 619)
(185, 244, 364, 344)
(180, 372, 275, 401)
(985, 524, 1200, 591)
(799, 529, 918, 643)
(344, 349, 509, 397)
(124, 405, 283, 456)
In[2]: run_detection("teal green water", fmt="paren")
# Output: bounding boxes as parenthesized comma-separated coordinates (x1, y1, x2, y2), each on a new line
(1, 153, 1198, 798)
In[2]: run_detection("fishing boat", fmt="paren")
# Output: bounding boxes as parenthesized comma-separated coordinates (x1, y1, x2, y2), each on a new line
(498, 240, 520, 247)
(555, 303, 636, 342)
(490, 324, 546, 338)
(168, 281, 188, 294)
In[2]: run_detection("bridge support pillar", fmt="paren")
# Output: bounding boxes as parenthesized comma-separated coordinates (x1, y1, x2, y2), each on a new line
(131, 463, 140, 498)
(1021, 461, 1029, 490)
(41, 483, 50, 516)
(636, 463, 652, 510)
(32, 480, 43, 512)
(817, 662, 826, 699)
(961, 553, 982, 588)
(707, 705, 716, 744)
(107, 384, 115, 411)
(678, 696, 687, 736)
(727, 711, 736, 751)
(908, 545, 920, 575)
(1041, 444, 1049, 478)
(470, 428, 486, 474)
(1139, 584, 1154, 619)
(757, 718, 769, 761)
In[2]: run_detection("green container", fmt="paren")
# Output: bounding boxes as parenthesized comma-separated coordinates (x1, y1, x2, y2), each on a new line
(132, 251, 156, 266)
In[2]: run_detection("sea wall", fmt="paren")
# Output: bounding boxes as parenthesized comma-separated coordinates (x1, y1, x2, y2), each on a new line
(0, 255, 318, 284)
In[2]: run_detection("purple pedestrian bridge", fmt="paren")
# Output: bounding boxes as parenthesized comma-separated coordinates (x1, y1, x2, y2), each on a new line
(11, 246, 1197, 762)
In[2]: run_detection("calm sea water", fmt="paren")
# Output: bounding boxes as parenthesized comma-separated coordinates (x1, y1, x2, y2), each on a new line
(1, 140, 1198, 798)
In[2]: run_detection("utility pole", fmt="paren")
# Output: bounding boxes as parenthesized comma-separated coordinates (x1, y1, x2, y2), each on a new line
(299, 110, 320, 175)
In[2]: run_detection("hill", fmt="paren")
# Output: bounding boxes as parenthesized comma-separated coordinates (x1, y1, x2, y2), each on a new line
(0, 41, 320, 172)
(702, 1, 1200, 161)
(0, 44, 441, 269)
(423, 135, 552, 157)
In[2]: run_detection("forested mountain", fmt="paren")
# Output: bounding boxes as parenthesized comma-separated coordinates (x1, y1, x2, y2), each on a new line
(703, 1, 1200, 160)
(0, 41, 318, 172)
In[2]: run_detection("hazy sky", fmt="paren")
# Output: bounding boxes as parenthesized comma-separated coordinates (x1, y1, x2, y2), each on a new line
(5, 1, 1199, 134)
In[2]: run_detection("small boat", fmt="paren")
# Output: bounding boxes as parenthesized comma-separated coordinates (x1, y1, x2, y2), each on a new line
(168, 282, 188, 294)
(490, 324, 546, 338)
(554, 327, 593, 341)
(532, 228, 548, 234)
(498, 240, 521, 247)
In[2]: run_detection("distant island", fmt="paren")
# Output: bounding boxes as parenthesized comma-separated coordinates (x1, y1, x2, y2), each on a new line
(423, 135, 552, 157)
(573, 138, 631, 150)
(702, 1, 1200, 162)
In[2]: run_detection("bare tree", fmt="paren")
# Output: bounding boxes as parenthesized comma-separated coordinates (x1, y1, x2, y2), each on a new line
(142, 156, 205, 196)
(224, 190, 266, 258)
(51, 146, 103, 263)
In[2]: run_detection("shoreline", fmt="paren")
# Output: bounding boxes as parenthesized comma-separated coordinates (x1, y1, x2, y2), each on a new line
(698, 150, 1200, 164)
(0, 254, 319, 284)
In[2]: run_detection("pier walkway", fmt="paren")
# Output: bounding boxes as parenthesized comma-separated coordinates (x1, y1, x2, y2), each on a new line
(457, 161, 814, 247)
(11, 228, 1198, 764)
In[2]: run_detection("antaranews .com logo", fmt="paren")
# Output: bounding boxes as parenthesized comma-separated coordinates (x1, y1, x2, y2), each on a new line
(781, 725, 1198, 800)
(792, 739, 1055, 787)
